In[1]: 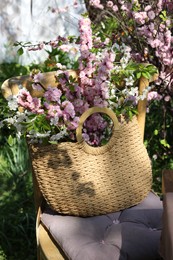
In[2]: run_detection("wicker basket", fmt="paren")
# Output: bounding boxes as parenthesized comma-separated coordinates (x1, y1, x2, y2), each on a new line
(29, 107, 152, 216)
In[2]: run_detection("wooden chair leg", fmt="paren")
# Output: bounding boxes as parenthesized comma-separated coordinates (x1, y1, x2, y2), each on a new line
(160, 170, 173, 259)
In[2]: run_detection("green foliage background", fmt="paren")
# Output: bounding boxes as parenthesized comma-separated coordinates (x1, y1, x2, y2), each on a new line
(0, 63, 35, 260)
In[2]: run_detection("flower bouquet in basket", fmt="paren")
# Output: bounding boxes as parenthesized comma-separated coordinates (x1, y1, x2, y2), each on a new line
(1, 16, 158, 146)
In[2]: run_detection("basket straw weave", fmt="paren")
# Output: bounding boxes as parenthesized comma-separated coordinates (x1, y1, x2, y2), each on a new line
(29, 107, 152, 216)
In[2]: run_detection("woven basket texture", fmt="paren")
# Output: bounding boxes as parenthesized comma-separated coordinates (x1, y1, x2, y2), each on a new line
(29, 112, 152, 217)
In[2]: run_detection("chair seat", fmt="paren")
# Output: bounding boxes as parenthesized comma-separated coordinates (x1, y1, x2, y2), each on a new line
(41, 192, 163, 260)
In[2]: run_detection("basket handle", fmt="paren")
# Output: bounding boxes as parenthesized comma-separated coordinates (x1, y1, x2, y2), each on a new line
(76, 107, 119, 143)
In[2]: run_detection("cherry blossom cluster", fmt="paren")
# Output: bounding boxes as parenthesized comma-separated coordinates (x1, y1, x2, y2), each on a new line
(54, 18, 116, 145)
(5, 86, 78, 142)
(89, 0, 173, 103)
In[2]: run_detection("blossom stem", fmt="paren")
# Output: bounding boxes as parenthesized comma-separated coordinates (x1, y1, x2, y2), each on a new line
(34, 82, 47, 91)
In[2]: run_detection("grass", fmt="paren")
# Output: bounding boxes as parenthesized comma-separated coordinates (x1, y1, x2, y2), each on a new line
(0, 61, 39, 260)
(0, 137, 37, 260)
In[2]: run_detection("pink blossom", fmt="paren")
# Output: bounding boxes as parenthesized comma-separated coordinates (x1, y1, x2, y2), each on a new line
(32, 98, 44, 114)
(59, 44, 71, 52)
(159, 24, 166, 32)
(44, 103, 62, 119)
(147, 91, 162, 101)
(107, 1, 113, 8)
(32, 83, 43, 91)
(79, 18, 93, 50)
(157, 0, 163, 13)
(49, 40, 59, 48)
(66, 116, 79, 130)
(84, 87, 99, 101)
(31, 72, 45, 91)
(32, 72, 44, 82)
(106, 61, 114, 70)
(80, 44, 89, 52)
(44, 87, 62, 103)
(164, 95, 171, 102)
(118, 0, 124, 4)
(85, 115, 99, 131)
(85, 114, 107, 131)
(89, 0, 104, 9)
(101, 89, 109, 100)
(72, 99, 84, 108)
(84, 67, 95, 77)
(18, 89, 33, 106)
(148, 39, 162, 48)
(17, 89, 43, 113)
(79, 71, 86, 79)
(82, 133, 90, 142)
(112, 5, 118, 12)
(148, 10, 155, 20)
(165, 30, 172, 45)
(133, 11, 148, 25)
(93, 96, 108, 107)
(144, 5, 152, 12)
(120, 3, 130, 12)
(80, 50, 90, 58)
(62, 101, 75, 119)
(80, 77, 94, 87)
(148, 23, 155, 31)
(109, 52, 116, 62)
(73, 99, 89, 114)
(104, 38, 110, 45)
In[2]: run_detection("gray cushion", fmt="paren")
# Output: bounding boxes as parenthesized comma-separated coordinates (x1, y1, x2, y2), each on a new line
(41, 192, 163, 260)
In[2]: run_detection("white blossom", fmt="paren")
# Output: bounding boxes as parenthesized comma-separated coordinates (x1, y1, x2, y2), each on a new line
(7, 95, 18, 110)
(124, 76, 135, 86)
(152, 154, 158, 160)
(27, 130, 51, 138)
(50, 129, 67, 141)
(122, 86, 138, 97)
(5, 117, 16, 124)
(50, 116, 59, 126)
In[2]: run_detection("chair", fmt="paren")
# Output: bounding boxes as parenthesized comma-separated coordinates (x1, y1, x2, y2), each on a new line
(1, 72, 172, 260)
(160, 170, 173, 260)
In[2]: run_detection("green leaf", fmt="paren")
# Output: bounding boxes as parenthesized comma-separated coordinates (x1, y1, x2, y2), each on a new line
(17, 47, 24, 56)
(144, 140, 148, 147)
(146, 65, 158, 73)
(13, 42, 20, 46)
(7, 135, 15, 146)
(128, 110, 133, 120)
(49, 140, 58, 144)
(101, 22, 105, 29)
(69, 85, 75, 92)
(154, 129, 158, 135)
(136, 72, 142, 79)
(159, 10, 167, 21)
(160, 139, 170, 148)
(141, 71, 151, 79)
